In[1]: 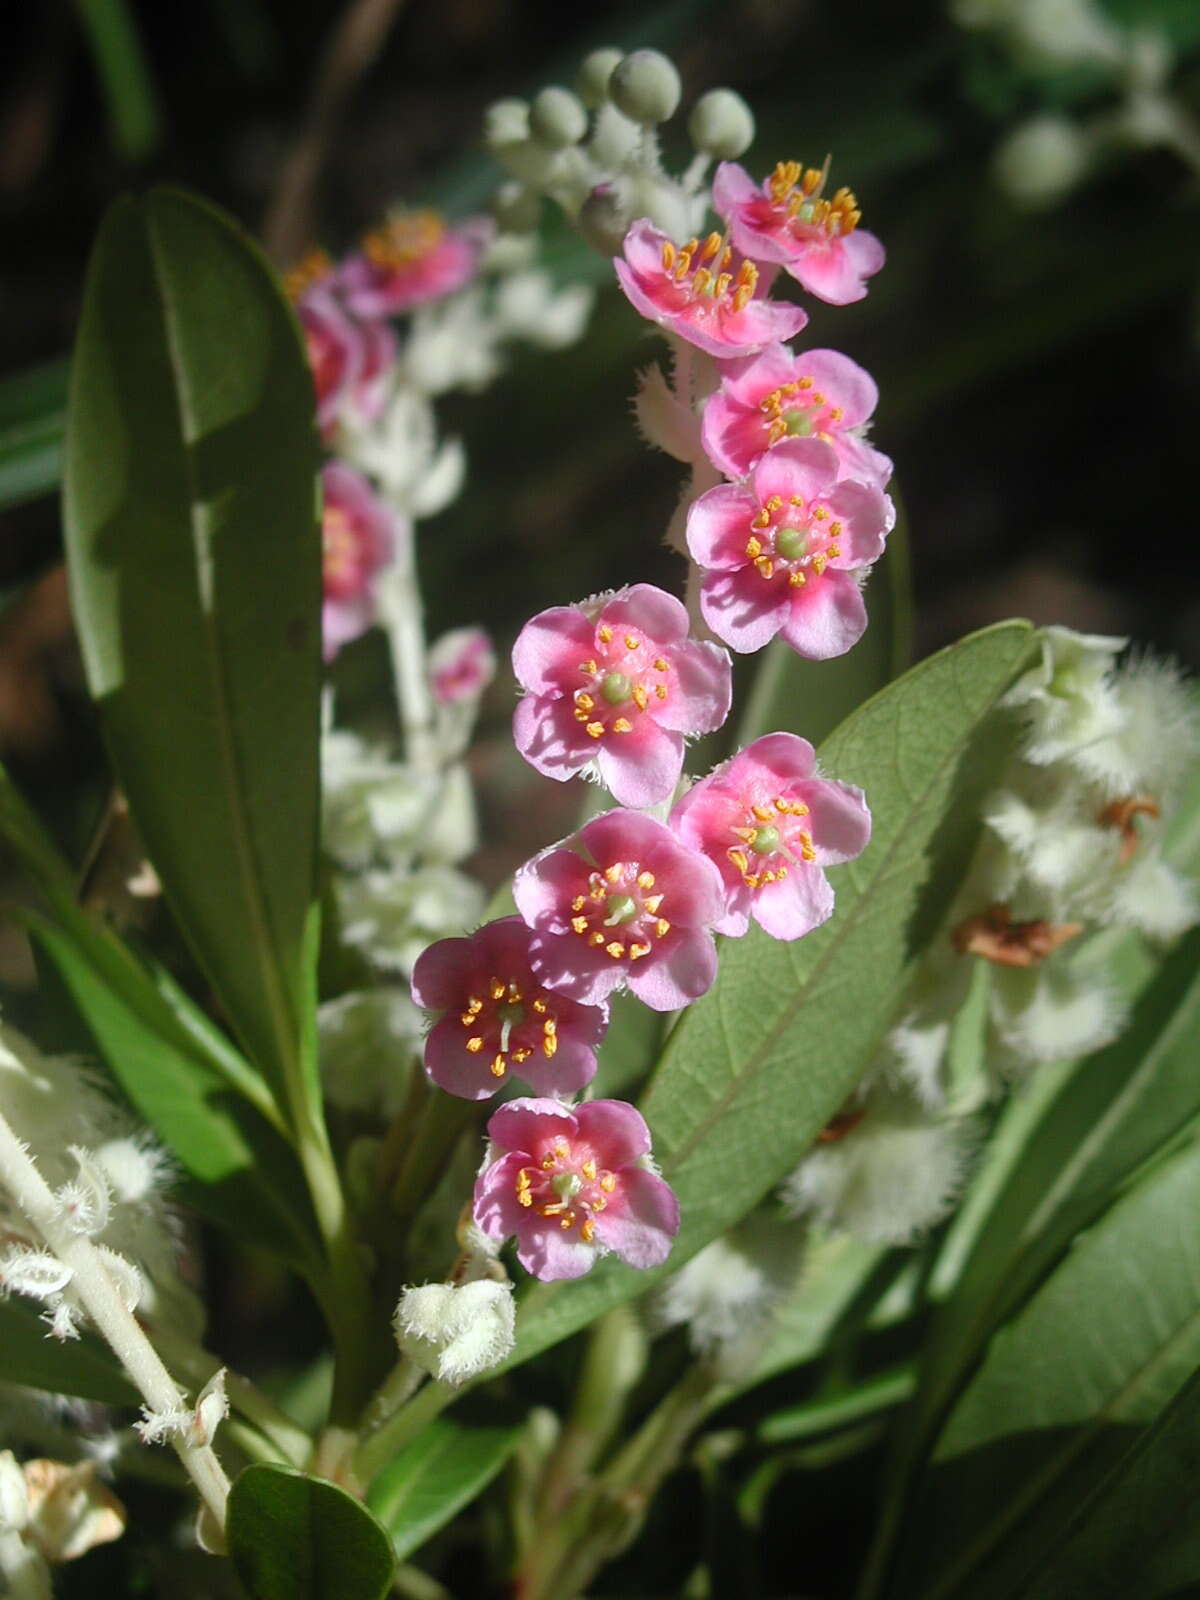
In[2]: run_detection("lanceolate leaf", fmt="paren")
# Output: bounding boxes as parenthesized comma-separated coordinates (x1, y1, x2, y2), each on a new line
(893, 1136, 1200, 1600)
(63, 186, 323, 1118)
(0, 1300, 137, 1406)
(227, 1464, 395, 1600)
(505, 620, 1034, 1367)
(367, 1416, 522, 1561)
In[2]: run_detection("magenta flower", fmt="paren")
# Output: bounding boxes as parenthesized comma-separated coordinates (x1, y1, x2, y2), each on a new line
(514, 809, 725, 1012)
(347, 314, 399, 425)
(321, 461, 399, 659)
(512, 584, 732, 808)
(473, 1098, 679, 1281)
(701, 342, 892, 487)
(714, 160, 885, 306)
(670, 734, 871, 939)
(411, 917, 608, 1100)
(338, 211, 491, 320)
(614, 219, 808, 358)
(430, 626, 496, 707)
(296, 285, 364, 439)
(686, 439, 891, 661)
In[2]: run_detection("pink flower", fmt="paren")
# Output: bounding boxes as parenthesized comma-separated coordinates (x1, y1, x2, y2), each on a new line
(411, 917, 608, 1100)
(614, 219, 808, 358)
(714, 160, 885, 306)
(670, 734, 871, 939)
(295, 285, 363, 439)
(473, 1098, 679, 1281)
(338, 211, 491, 320)
(513, 808, 725, 1012)
(701, 342, 892, 486)
(347, 314, 398, 425)
(321, 461, 399, 659)
(430, 627, 496, 707)
(686, 439, 891, 661)
(512, 584, 732, 808)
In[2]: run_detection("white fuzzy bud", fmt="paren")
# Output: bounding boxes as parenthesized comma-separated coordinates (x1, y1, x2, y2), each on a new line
(989, 964, 1123, 1071)
(653, 1224, 799, 1357)
(394, 1281, 516, 1385)
(92, 1136, 170, 1207)
(0, 1452, 29, 1532)
(1070, 654, 1200, 799)
(1003, 625, 1127, 768)
(993, 114, 1088, 208)
(609, 50, 681, 125)
(529, 86, 588, 149)
(1104, 852, 1198, 942)
(318, 988, 424, 1119)
(577, 47, 623, 108)
(688, 88, 755, 159)
(483, 98, 530, 150)
(53, 1149, 111, 1238)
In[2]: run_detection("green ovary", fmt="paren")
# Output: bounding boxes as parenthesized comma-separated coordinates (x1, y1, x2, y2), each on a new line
(775, 526, 808, 561)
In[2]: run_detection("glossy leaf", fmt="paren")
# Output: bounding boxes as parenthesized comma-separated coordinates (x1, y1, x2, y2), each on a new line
(76, 0, 160, 159)
(894, 1136, 1200, 1600)
(63, 187, 323, 1117)
(0, 1300, 137, 1406)
(367, 1416, 521, 1560)
(227, 1464, 396, 1600)
(505, 620, 1034, 1368)
(0, 360, 67, 509)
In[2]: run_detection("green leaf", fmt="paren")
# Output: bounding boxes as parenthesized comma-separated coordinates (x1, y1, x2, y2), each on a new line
(75, 0, 161, 160)
(893, 1136, 1200, 1600)
(505, 620, 1034, 1367)
(0, 361, 67, 510)
(0, 1300, 137, 1406)
(63, 187, 323, 1119)
(227, 1464, 396, 1600)
(592, 990, 664, 1099)
(1018, 1364, 1200, 1600)
(367, 1415, 521, 1560)
(736, 488, 912, 750)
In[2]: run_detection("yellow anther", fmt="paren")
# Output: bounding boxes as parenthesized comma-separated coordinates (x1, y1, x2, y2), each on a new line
(798, 376, 814, 390)
(800, 831, 816, 862)
(466, 1036, 484, 1053)
(590, 883, 606, 901)
(791, 495, 805, 506)
(763, 870, 777, 884)
(589, 932, 606, 947)
(491, 1055, 507, 1077)
(572, 895, 586, 911)
(573, 707, 590, 721)
(814, 505, 829, 520)
(513, 1046, 532, 1063)
(613, 717, 632, 733)
(643, 893, 663, 914)
(540, 1200, 564, 1215)
(755, 557, 776, 579)
(745, 535, 762, 558)
(830, 407, 844, 422)
(733, 284, 753, 312)
(632, 685, 649, 711)
(560, 1215, 574, 1230)
(683, 237, 699, 256)
(766, 495, 783, 512)
(605, 863, 623, 883)
(629, 942, 651, 960)
(731, 825, 758, 843)
(576, 692, 595, 711)
(716, 271, 732, 297)
(789, 570, 807, 586)
(582, 1158, 597, 1180)
(752, 804, 774, 821)
(790, 800, 810, 815)
(543, 1017, 557, 1034)
(466, 996, 483, 1013)
(518, 1189, 533, 1207)
(460, 1011, 477, 1026)
(606, 941, 626, 959)
(598, 625, 613, 643)
(489, 978, 506, 1000)
(655, 684, 668, 700)
(532, 996, 548, 1013)
(637, 870, 655, 889)
(752, 509, 770, 531)
(656, 918, 671, 938)
(625, 634, 640, 650)
(828, 544, 841, 560)
(593, 1195, 607, 1211)
(571, 916, 590, 934)
(829, 522, 843, 538)
(516, 1168, 531, 1189)
(600, 1172, 617, 1192)
(580, 658, 598, 675)
(580, 1218, 596, 1243)
(811, 554, 828, 577)
(661, 241, 676, 271)
(674, 251, 692, 280)
(586, 721, 605, 738)
(653, 657, 669, 672)
(541, 1153, 557, 1170)
(692, 267, 712, 295)
(701, 231, 722, 260)
(728, 848, 749, 874)
(811, 392, 826, 407)
(777, 865, 789, 879)
(542, 1032, 558, 1058)
(744, 872, 761, 889)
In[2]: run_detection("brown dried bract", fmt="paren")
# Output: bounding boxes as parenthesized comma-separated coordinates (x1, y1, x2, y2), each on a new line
(1098, 794, 1160, 864)
(816, 1106, 867, 1144)
(952, 903, 1083, 969)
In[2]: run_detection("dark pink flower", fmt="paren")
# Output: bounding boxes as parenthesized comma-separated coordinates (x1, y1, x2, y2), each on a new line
(513, 808, 725, 1012)
(321, 461, 399, 659)
(473, 1098, 679, 1281)
(296, 285, 363, 439)
(338, 211, 491, 320)
(701, 342, 891, 486)
(714, 160, 884, 306)
(614, 219, 808, 358)
(347, 314, 399, 425)
(411, 917, 608, 1100)
(670, 733, 871, 939)
(430, 626, 496, 707)
(512, 584, 732, 808)
(686, 439, 891, 661)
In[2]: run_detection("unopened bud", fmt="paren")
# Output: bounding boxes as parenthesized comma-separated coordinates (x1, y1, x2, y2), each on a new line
(579, 184, 633, 256)
(688, 88, 755, 159)
(577, 46, 624, 108)
(530, 86, 588, 149)
(483, 98, 530, 150)
(609, 50, 681, 125)
(394, 1280, 515, 1385)
(993, 114, 1088, 208)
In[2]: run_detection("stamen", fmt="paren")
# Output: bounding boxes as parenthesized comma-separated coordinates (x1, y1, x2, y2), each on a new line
(466, 1037, 484, 1053)
(491, 1055, 506, 1078)
(637, 870, 655, 889)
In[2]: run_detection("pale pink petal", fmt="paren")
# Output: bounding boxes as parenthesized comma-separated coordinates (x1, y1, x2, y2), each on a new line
(700, 393, 771, 479)
(720, 342, 796, 407)
(533, 938, 623, 1006)
(488, 1098, 577, 1159)
(798, 780, 872, 864)
(653, 640, 732, 735)
(712, 161, 761, 219)
(700, 569, 787, 654)
(801, 350, 879, 428)
(410, 933, 481, 1010)
(574, 1099, 653, 1166)
(751, 438, 839, 508)
(732, 732, 818, 788)
(601, 583, 689, 645)
(753, 866, 835, 939)
(686, 485, 759, 571)
(424, 1015, 499, 1100)
(596, 719, 685, 808)
(780, 571, 867, 660)
(594, 1168, 679, 1268)
(626, 928, 718, 1010)
(512, 607, 597, 693)
(516, 1225, 597, 1281)
(473, 1152, 536, 1245)
(514, 694, 597, 784)
(828, 480, 890, 567)
(578, 808, 674, 872)
(714, 298, 808, 357)
(514, 846, 591, 934)
(516, 1035, 598, 1097)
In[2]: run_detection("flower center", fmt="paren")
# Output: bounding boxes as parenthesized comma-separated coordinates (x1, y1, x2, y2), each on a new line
(766, 160, 862, 238)
(742, 495, 843, 587)
(659, 231, 758, 314)
(757, 379, 845, 450)
(459, 977, 557, 1077)
(726, 797, 816, 889)
(362, 210, 445, 272)
(572, 625, 671, 739)
(568, 862, 672, 961)
(322, 506, 365, 597)
(283, 248, 334, 302)
(513, 1140, 619, 1245)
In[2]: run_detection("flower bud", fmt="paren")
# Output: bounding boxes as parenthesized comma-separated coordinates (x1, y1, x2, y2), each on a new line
(609, 50, 681, 125)
(394, 1280, 516, 1384)
(993, 114, 1088, 209)
(483, 98, 529, 150)
(687, 88, 755, 159)
(529, 86, 588, 149)
(578, 184, 633, 256)
(577, 46, 623, 108)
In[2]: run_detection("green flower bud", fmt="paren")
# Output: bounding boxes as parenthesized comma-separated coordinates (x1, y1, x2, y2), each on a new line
(577, 47, 624, 109)
(609, 50, 681, 126)
(530, 86, 588, 149)
(483, 98, 529, 150)
(687, 88, 755, 159)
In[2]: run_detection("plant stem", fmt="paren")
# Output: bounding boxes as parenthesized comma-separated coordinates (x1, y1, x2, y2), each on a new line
(0, 1104, 230, 1534)
(155, 1330, 313, 1467)
(378, 558, 438, 772)
(353, 1375, 454, 1483)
